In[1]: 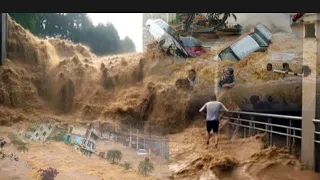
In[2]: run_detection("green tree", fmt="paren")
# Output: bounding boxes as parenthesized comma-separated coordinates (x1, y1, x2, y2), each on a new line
(120, 36, 136, 53)
(106, 149, 122, 164)
(84, 23, 121, 55)
(17, 144, 29, 153)
(36, 13, 72, 39)
(65, 13, 94, 43)
(9, 13, 40, 34)
(9, 13, 134, 56)
(7, 132, 29, 153)
(138, 157, 154, 176)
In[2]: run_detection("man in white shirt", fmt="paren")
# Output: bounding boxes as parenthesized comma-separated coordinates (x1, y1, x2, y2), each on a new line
(199, 95, 229, 148)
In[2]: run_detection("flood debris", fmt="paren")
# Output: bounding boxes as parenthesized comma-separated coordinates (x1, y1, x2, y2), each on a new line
(29, 123, 55, 141)
(178, 13, 242, 35)
(80, 124, 99, 156)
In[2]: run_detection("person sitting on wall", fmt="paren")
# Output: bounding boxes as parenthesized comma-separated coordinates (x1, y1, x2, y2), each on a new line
(282, 63, 293, 72)
(187, 68, 199, 93)
(218, 67, 235, 89)
(250, 95, 272, 110)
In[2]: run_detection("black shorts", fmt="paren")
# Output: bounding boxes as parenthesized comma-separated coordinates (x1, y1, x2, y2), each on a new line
(206, 120, 219, 133)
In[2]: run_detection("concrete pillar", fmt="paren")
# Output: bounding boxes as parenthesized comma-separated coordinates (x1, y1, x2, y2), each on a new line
(136, 129, 139, 150)
(1, 13, 8, 66)
(301, 14, 320, 170)
(315, 15, 320, 173)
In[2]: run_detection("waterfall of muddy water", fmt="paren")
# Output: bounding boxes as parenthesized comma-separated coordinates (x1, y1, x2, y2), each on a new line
(1, 16, 320, 179)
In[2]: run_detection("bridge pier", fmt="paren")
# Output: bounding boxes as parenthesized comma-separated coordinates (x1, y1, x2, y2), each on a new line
(301, 13, 320, 171)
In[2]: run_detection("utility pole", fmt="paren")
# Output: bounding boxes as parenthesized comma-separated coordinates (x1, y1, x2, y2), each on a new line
(136, 129, 139, 150)
(129, 124, 132, 148)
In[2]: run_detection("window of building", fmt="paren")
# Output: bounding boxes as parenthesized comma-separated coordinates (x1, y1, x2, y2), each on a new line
(305, 23, 316, 38)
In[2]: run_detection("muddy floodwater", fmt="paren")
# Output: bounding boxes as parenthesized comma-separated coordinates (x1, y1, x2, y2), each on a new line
(1, 15, 320, 180)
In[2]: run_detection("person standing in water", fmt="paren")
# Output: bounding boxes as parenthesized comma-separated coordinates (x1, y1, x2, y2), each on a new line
(199, 95, 229, 148)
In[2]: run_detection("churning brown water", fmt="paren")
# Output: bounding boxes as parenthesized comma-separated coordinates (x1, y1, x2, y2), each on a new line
(0, 15, 320, 179)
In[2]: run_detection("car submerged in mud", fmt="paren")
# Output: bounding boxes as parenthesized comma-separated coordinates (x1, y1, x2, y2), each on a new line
(146, 19, 206, 58)
(214, 24, 272, 62)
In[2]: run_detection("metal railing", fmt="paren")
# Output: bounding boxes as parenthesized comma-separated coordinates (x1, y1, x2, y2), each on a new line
(222, 110, 302, 153)
(313, 119, 320, 144)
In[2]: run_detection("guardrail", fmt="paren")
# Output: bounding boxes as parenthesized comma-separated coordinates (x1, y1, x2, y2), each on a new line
(313, 119, 320, 144)
(222, 110, 302, 153)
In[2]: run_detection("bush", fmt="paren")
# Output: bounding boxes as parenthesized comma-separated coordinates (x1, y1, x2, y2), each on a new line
(7, 132, 28, 153)
(38, 167, 59, 180)
(17, 144, 29, 152)
(106, 149, 122, 164)
(123, 161, 132, 170)
(138, 157, 154, 176)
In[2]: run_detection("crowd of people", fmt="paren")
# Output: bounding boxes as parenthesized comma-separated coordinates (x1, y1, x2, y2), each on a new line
(175, 66, 236, 93)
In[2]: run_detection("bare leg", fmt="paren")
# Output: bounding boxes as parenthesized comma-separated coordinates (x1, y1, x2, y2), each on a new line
(207, 132, 211, 145)
(214, 133, 219, 148)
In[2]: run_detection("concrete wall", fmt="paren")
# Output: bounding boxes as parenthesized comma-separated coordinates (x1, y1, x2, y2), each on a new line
(291, 20, 320, 39)
(301, 13, 320, 171)
(1, 13, 7, 65)
(291, 23, 304, 39)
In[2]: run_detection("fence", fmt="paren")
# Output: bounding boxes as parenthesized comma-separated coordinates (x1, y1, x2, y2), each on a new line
(314, 119, 320, 172)
(223, 110, 302, 153)
(99, 122, 169, 160)
(314, 119, 320, 144)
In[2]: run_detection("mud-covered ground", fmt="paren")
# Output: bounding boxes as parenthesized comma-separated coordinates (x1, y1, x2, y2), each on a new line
(2, 119, 320, 180)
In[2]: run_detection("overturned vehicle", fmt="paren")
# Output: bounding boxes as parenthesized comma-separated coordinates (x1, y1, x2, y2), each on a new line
(214, 24, 272, 62)
(146, 19, 206, 58)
